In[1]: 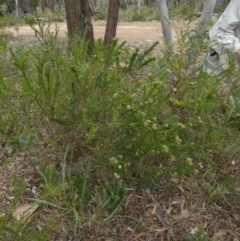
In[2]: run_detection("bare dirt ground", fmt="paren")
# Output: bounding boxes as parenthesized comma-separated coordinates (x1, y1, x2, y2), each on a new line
(5, 19, 192, 48)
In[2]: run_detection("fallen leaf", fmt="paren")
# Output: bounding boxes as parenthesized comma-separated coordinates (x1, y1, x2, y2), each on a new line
(174, 209, 189, 220)
(178, 185, 185, 193)
(204, 222, 208, 229)
(172, 200, 181, 205)
(151, 203, 157, 215)
(155, 227, 167, 233)
(190, 227, 198, 235)
(165, 208, 171, 215)
(13, 203, 39, 221)
(232, 214, 240, 221)
(133, 232, 145, 240)
(170, 178, 179, 184)
(126, 227, 133, 232)
(36, 223, 43, 231)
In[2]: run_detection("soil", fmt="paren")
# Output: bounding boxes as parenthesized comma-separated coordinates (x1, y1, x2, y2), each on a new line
(5, 19, 195, 49)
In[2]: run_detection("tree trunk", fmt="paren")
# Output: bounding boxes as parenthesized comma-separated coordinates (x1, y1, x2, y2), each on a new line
(40, 0, 54, 12)
(15, 0, 19, 17)
(199, 0, 217, 30)
(104, 0, 120, 44)
(120, 0, 127, 9)
(64, 0, 94, 43)
(56, 0, 62, 11)
(195, 0, 204, 12)
(158, 0, 172, 45)
(138, 0, 141, 15)
(89, 0, 96, 14)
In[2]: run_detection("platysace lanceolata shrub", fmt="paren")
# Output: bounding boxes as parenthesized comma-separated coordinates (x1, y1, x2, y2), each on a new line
(2, 24, 238, 187)
(1, 16, 240, 240)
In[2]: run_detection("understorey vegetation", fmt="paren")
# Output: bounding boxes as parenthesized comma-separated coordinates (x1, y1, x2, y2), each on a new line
(1, 19, 240, 241)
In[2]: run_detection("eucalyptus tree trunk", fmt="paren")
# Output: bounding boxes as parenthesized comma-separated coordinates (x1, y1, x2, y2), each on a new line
(15, 0, 19, 17)
(196, 0, 204, 12)
(56, 0, 63, 11)
(138, 0, 141, 15)
(157, 0, 172, 45)
(200, 0, 217, 30)
(104, 0, 120, 44)
(89, 0, 96, 13)
(144, 0, 149, 6)
(64, 0, 94, 43)
(40, 0, 54, 12)
(120, 0, 127, 9)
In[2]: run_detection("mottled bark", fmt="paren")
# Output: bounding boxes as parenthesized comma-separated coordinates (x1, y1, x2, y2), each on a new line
(104, 0, 120, 44)
(64, 0, 94, 43)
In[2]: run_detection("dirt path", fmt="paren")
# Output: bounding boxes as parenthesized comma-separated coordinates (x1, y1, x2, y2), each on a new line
(5, 20, 195, 48)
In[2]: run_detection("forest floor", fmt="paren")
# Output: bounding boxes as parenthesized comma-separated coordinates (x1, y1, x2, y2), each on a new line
(4, 19, 199, 51)
(2, 19, 239, 241)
